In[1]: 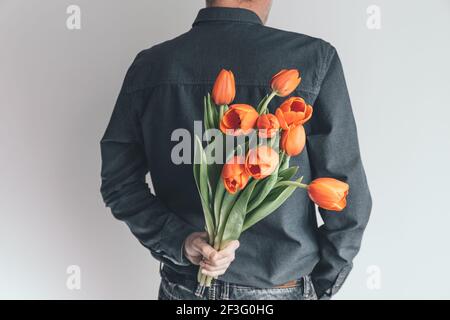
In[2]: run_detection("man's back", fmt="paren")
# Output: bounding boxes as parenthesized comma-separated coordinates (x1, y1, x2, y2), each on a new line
(100, 7, 371, 299)
(131, 7, 331, 102)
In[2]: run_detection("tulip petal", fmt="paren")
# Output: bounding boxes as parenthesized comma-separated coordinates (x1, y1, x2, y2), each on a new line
(308, 178, 349, 211)
(281, 125, 306, 156)
(222, 110, 240, 128)
(271, 70, 301, 97)
(240, 111, 259, 130)
(245, 146, 279, 179)
(283, 111, 300, 126)
(275, 108, 289, 130)
(212, 70, 236, 105)
(290, 99, 307, 112)
(277, 97, 313, 127)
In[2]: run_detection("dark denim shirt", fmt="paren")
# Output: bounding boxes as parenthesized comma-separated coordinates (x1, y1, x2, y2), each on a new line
(100, 7, 372, 299)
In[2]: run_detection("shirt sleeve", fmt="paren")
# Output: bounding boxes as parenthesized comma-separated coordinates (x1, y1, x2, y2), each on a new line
(307, 46, 372, 299)
(99, 59, 198, 267)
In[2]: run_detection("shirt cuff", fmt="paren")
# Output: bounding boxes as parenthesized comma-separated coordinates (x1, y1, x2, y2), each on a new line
(312, 264, 352, 299)
(158, 213, 198, 266)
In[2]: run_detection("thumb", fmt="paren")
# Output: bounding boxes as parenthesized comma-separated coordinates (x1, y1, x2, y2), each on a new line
(220, 240, 240, 254)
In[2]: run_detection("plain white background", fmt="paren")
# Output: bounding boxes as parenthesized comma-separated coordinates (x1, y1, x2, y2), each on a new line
(1, 0, 449, 299)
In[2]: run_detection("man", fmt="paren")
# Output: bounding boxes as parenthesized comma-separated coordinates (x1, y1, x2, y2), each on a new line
(100, 0, 372, 300)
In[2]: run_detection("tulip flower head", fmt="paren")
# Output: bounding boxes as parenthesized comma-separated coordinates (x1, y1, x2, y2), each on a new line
(281, 124, 306, 156)
(212, 69, 236, 106)
(271, 69, 301, 97)
(276, 97, 313, 130)
(245, 146, 279, 180)
(222, 156, 250, 194)
(308, 178, 349, 211)
(220, 104, 259, 136)
(256, 114, 280, 139)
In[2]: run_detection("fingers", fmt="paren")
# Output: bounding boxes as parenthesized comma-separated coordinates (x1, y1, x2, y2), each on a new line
(189, 255, 203, 265)
(183, 232, 214, 265)
(208, 240, 240, 264)
(214, 240, 240, 262)
(203, 251, 235, 267)
(220, 240, 240, 255)
(184, 232, 240, 276)
(199, 240, 240, 277)
(200, 260, 231, 272)
(192, 236, 216, 260)
(197, 231, 209, 241)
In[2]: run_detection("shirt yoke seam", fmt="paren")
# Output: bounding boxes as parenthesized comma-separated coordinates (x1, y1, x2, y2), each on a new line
(125, 81, 319, 95)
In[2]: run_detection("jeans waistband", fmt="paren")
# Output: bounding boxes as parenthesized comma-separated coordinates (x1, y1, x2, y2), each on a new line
(159, 263, 304, 291)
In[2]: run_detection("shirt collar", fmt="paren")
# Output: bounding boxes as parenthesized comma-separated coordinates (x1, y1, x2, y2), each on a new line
(193, 7, 263, 27)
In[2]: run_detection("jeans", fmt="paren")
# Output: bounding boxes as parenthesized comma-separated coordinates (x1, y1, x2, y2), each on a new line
(158, 265, 317, 300)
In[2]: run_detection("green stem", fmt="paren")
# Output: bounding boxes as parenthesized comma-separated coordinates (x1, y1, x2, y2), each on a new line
(279, 151, 290, 171)
(259, 91, 277, 115)
(197, 268, 205, 282)
(276, 180, 309, 189)
(219, 105, 225, 122)
(197, 235, 219, 288)
(279, 151, 285, 166)
(198, 271, 214, 288)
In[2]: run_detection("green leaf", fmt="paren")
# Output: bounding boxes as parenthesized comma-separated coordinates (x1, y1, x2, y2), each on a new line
(214, 187, 241, 245)
(213, 95, 221, 122)
(220, 180, 258, 247)
(247, 171, 279, 212)
(193, 135, 215, 237)
(204, 139, 221, 196)
(279, 153, 291, 171)
(207, 93, 218, 129)
(213, 174, 226, 230)
(242, 177, 304, 232)
(274, 176, 305, 188)
(203, 97, 212, 140)
(278, 166, 299, 181)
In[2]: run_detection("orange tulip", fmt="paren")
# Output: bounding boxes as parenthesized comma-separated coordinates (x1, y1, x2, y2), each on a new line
(212, 69, 236, 105)
(308, 178, 349, 211)
(245, 146, 279, 180)
(222, 156, 250, 194)
(256, 114, 280, 138)
(271, 69, 301, 97)
(220, 104, 259, 136)
(280, 124, 306, 156)
(275, 97, 313, 130)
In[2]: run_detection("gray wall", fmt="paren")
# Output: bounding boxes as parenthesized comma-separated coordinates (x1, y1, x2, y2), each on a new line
(1, 0, 449, 299)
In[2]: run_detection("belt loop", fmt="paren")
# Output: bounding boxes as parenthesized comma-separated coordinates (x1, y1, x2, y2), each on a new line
(303, 275, 310, 297)
(207, 279, 217, 300)
(159, 262, 164, 277)
(194, 283, 206, 298)
(224, 281, 230, 300)
(220, 281, 229, 300)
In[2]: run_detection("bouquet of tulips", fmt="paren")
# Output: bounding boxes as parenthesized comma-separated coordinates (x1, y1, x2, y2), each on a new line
(193, 69, 349, 292)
